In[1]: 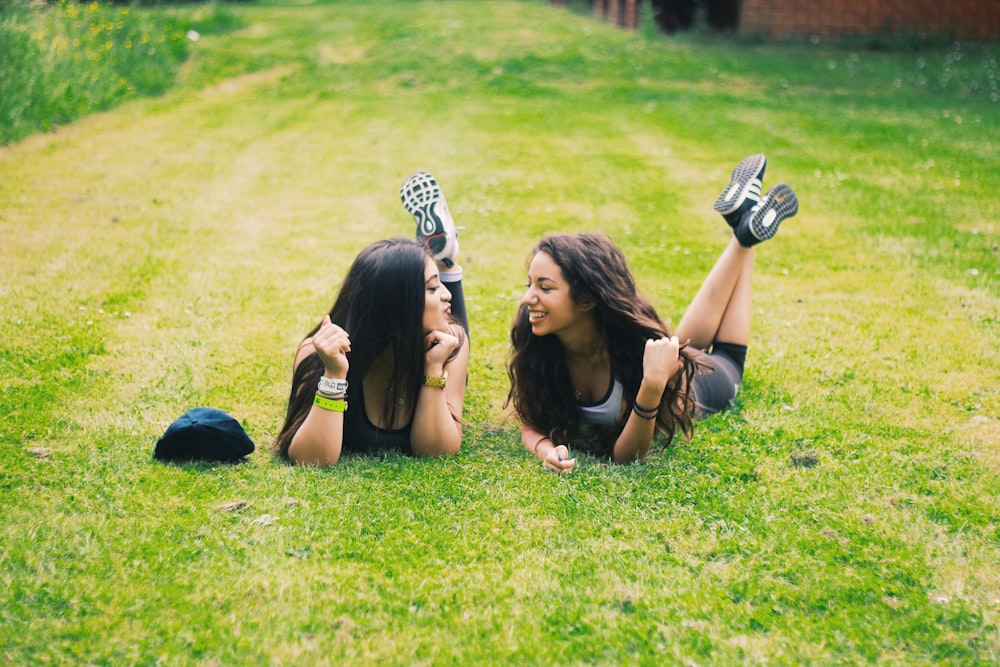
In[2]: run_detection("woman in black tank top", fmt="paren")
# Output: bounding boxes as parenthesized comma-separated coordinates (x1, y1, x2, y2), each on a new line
(275, 173, 470, 466)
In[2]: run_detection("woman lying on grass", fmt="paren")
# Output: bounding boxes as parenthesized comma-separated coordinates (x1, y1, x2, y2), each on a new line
(275, 173, 469, 466)
(507, 155, 799, 473)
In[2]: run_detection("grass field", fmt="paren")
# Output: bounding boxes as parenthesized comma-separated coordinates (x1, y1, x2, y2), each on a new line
(1, 1, 998, 664)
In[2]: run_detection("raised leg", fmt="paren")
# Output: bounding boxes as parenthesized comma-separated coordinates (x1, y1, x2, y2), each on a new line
(440, 267, 469, 338)
(674, 236, 754, 350)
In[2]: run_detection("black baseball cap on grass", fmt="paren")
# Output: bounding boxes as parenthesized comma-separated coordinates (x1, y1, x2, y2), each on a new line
(154, 408, 255, 463)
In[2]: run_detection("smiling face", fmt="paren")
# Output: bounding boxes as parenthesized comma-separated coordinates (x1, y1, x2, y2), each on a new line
(521, 251, 593, 339)
(422, 257, 452, 334)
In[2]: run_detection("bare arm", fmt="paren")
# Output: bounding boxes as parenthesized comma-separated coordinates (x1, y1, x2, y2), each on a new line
(520, 422, 576, 474)
(410, 324, 469, 457)
(286, 316, 351, 467)
(611, 336, 681, 464)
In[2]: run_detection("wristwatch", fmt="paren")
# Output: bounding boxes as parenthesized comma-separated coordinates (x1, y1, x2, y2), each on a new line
(423, 370, 448, 389)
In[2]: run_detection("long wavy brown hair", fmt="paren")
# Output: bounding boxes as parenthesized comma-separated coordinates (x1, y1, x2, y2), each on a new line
(506, 233, 706, 457)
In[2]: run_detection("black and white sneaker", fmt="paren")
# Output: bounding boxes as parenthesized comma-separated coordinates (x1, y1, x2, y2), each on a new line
(400, 171, 459, 268)
(714, 154, 766, 229)
(734, 183, 799, 247)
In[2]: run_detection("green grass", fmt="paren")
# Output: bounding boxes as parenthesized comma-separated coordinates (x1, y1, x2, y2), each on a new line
(1, 0, 998, 664)
(0, 0, 243, 144)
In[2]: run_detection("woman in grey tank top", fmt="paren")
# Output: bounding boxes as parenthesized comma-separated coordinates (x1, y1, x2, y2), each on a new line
(508, 155, 799, 473)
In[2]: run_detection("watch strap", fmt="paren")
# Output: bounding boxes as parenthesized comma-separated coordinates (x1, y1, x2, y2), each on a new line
(423, 370, 448, 389)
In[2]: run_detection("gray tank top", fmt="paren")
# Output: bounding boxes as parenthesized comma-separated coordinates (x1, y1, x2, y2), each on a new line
(577, 378, 624, 426)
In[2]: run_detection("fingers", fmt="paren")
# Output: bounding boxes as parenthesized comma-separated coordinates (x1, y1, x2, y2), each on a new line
(543, 445, 576, 474)
(665, 335, 681, 372)
(313, 318, 351, 373)
(425, 330, 460, 364)
(646, 336, 681, 366)
(425, 329, 459, 350)
(645, 335, 680, 353)
(315, 324, 351, 353)
(641, 335, 683, 392)
(544, 457, 576, 474)
(318, 315, 348, 343)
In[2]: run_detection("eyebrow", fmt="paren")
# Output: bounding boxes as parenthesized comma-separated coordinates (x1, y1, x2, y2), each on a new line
(425, 274, 440, 286)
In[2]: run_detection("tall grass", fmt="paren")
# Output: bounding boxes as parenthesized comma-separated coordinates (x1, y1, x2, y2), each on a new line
(0, 0, 241, 144)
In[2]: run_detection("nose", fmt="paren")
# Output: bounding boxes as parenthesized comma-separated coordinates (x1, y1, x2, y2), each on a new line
(521, 287, 537, 306)
(441, 284, 452, 302)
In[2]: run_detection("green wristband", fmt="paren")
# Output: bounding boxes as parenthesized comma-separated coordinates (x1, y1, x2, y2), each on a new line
(313, 395, 347, 412)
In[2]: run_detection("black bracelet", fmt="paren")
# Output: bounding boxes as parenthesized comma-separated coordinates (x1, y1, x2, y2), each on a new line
(633, 401, 659, 415)
(633, 409, 658, 421)
(532, 435, 551, 454)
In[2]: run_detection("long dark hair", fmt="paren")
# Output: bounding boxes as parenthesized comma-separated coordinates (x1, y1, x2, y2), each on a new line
(274, 238, 437, 458)
(506, 233, 704, 456)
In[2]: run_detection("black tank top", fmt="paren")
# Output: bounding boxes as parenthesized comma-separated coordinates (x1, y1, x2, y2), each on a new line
(342, 380, 413, 455)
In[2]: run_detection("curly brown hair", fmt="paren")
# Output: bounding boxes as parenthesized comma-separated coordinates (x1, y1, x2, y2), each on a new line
(506, 233, 705, 457)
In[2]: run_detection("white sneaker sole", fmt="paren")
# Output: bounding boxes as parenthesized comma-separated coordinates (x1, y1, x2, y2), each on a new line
(400, 171, 458, 265)
(749, 183, 798, 242)
(714, 154, 766, 216)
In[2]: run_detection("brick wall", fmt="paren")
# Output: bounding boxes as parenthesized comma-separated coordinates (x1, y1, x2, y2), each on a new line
(739, 0, 1000, 41)
(593, 0, 642, 30)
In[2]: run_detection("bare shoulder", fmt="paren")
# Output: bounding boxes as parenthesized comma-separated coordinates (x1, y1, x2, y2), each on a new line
(448, 322, 468, 343)
(448, 324, 470, 362)
(294, 337, 315, 370)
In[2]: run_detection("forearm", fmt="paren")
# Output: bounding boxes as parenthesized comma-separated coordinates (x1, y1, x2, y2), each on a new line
(286, 401, 345, 466)
(410, 390, 461, 457)
(522, 424, 556, 461)
(410, 360, 464, 457)
(612, 382, 663, 463)
(612, 411, 657, 463)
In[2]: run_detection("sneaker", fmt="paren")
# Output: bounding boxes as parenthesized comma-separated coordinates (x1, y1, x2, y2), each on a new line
(714, 154, 766, 229)
(400, 171, 459, 268)
(734, 183, 798, 247)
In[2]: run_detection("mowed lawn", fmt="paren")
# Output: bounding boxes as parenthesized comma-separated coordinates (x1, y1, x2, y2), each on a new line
(1, 1, 998, 664)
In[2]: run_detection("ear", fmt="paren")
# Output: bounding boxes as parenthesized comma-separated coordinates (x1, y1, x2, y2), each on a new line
(579, 300, 597, 312)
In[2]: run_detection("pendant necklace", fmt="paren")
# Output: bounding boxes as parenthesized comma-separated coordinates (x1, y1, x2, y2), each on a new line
(573, 337, 604, 401)
(383, 379, 406, 409)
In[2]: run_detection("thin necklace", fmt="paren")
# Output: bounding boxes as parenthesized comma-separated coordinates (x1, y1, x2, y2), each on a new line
(382, 379, 406, 409)
(573, 337, 604, 401)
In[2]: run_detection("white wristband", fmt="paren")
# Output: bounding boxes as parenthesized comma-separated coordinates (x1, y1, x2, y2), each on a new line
(318, 377, 348, 396)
